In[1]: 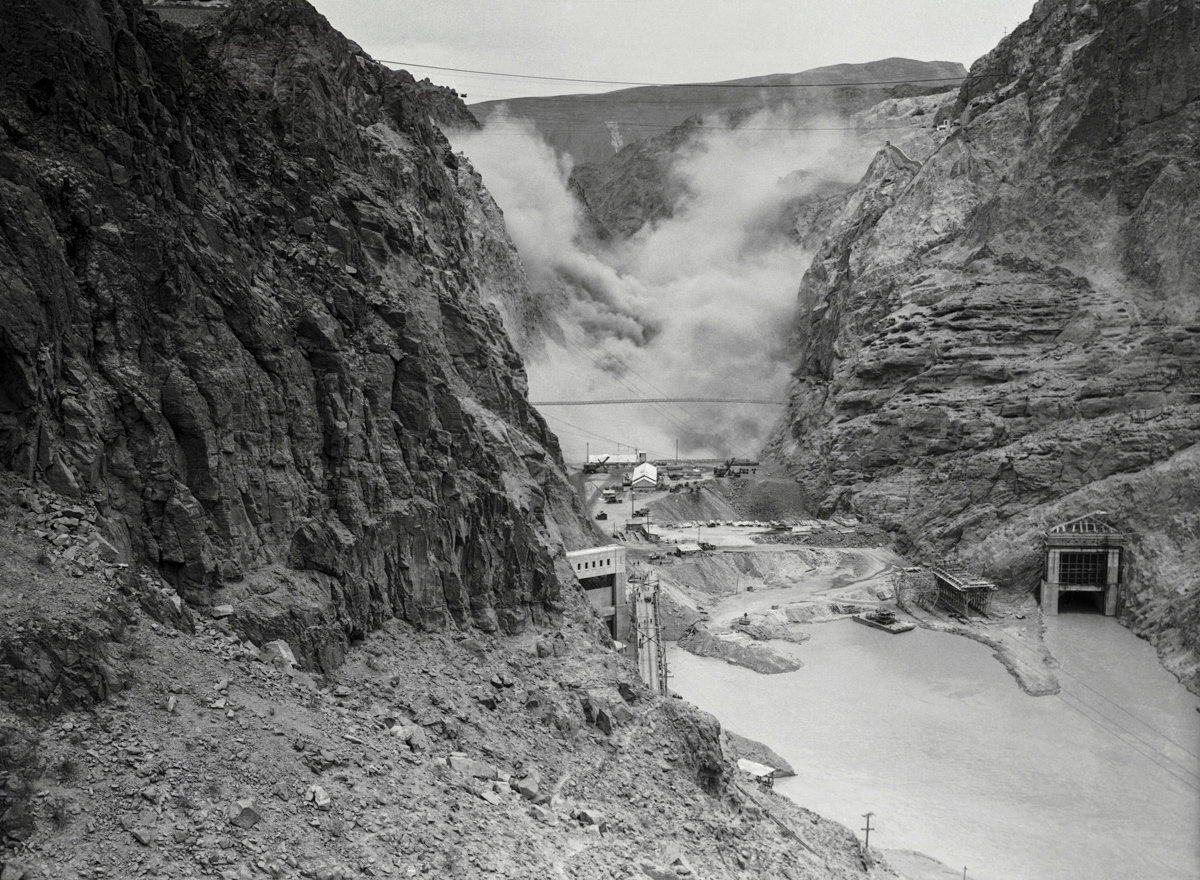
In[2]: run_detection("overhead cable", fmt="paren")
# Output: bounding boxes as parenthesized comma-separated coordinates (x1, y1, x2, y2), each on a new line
(377, 59, 972, 90)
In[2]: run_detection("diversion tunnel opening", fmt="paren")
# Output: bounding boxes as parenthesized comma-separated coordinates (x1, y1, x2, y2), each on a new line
(1055, 591, 1106, 615)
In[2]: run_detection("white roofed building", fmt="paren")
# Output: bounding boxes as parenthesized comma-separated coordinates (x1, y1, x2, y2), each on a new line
(630, 462, 658, 490)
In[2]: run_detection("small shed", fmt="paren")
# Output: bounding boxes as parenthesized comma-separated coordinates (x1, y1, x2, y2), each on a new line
(673, 543, 702, 557)
(1042, 513, 1123, 615)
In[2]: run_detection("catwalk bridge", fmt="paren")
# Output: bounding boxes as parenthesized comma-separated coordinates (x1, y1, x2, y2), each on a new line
(531, 397, 785, 406)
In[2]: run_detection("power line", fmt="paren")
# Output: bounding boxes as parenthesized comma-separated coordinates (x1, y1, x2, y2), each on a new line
(1054, 690, 1200, 793)
(969, 616, 1200, 771)
(464, 117, 933, 134)
(554, 325, 700, 439)
(533, 397, 784, 405)
(379, 59, 972, 90)
(1057, 661, 1200, 761)
(540, 412, 673, 461)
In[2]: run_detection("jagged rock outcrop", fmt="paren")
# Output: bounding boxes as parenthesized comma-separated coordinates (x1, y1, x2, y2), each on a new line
(569, 78, 960, 243)
(769, 0, 1200, 690)
(0, 0, 592, 669)
(569, 117, 703, 241)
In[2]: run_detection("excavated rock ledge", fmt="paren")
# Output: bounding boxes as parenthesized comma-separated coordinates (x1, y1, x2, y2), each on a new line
(724, 731, 797, 778)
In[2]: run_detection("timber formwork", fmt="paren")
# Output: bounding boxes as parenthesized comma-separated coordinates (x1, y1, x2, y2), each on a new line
(929, 564, 997, 617)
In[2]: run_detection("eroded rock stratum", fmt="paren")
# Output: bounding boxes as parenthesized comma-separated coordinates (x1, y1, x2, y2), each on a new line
(0, 0, 592, 670)
(769, 0, 1200, 691)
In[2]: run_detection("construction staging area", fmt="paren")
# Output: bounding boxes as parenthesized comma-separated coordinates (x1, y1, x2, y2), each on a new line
(569, 464, 1125, 698)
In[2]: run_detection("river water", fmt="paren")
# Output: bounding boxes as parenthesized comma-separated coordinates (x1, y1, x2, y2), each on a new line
(667, 613, 1200, 880)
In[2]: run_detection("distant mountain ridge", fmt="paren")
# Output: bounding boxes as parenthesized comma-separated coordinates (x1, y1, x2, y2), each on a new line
(470, 57, 966, 165)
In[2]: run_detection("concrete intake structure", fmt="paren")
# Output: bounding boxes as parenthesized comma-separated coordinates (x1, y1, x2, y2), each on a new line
(1041, 514, 1124, 615)
(567, 546, 629, 642)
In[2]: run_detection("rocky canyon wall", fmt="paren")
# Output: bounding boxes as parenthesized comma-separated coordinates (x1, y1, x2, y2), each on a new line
(0, 0, 592, 670)
(769, 0, 1200, 690)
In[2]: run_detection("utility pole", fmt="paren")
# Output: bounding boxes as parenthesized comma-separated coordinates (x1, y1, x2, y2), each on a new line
(861, 812, 874, 850)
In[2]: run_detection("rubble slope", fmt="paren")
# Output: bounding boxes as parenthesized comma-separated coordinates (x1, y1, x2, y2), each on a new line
(0, 476, 888, 879)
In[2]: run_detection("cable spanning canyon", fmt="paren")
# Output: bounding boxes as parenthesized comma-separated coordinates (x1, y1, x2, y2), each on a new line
(531, 398, 785, 406)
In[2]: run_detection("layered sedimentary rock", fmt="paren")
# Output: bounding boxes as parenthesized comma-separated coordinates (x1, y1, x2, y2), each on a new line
(0, 0, 591, 668)
(769, 0, 1200, 689)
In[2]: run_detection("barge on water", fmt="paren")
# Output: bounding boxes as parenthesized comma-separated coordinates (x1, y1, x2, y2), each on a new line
(853, 609, 915, 634)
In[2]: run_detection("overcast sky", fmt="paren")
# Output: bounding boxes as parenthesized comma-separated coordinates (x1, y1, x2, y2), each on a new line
(310, 0, 1036, 100)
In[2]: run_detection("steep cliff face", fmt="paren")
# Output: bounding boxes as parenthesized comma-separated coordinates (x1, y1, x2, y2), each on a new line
(569, 80, 959, 244)
(769, 0, 1200, 689)
(0, 0, 591, 669)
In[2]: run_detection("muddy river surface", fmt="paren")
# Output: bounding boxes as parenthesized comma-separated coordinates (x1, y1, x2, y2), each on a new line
(668, 614, 1200, 880)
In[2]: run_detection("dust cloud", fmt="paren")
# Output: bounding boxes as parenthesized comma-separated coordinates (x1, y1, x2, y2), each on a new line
(452, 111, 874, 464)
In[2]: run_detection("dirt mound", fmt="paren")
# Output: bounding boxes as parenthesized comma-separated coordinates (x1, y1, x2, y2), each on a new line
(657, 590, 702, 641)
(646, 484, 740, 524)
(649, 478, 813, 526)
(677, 626, 802, 675)
(714, 478, 814, 522)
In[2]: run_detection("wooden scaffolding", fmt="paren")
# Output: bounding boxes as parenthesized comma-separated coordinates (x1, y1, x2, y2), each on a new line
(929, 562, 997, 617)
(896, 560, 996, 618)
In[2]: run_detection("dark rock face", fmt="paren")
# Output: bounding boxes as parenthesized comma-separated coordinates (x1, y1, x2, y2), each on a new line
(0, 0, 588, 668)
(769, 0, 1200, 690)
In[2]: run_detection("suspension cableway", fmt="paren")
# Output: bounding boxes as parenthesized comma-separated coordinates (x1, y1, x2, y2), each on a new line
(532, 397, 784, 406)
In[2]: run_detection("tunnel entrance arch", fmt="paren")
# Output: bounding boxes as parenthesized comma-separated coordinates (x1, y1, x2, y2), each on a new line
(1041, 514, 1123, 616)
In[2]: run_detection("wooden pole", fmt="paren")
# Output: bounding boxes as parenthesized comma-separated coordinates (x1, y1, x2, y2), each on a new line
(861, 812, 873, 850)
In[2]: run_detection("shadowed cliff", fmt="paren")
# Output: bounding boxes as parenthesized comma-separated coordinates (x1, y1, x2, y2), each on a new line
(0, 0, 593, 671)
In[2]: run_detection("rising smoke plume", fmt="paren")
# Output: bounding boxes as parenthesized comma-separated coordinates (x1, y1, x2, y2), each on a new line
(452, 109, 878, 463)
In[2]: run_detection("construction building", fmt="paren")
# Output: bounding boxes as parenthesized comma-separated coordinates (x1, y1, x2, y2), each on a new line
(630, 461, 659, 490)
(929, 562, 997, 617)
(566, 546, 629, 642)
(1041, 513, 1123, 615)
